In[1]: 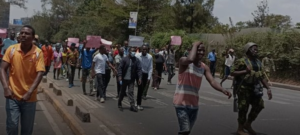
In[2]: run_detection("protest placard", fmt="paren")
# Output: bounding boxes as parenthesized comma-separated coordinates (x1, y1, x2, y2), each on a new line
(0, 29, 7, 38)
(86, 35, 101, 48)
(129, 35, 144, 47)
(170, 36, 182, 46)
(67, 38, 79, 47)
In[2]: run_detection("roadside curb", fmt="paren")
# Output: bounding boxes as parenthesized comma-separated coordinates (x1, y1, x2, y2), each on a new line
(175, 68, 300, 91)
(40, 76, 121, 135)
(40, 84, 86, 135)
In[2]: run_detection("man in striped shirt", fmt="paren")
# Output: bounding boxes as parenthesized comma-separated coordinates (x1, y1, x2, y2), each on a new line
(173, 41, 231, 135)
(135, 45, 153, 110)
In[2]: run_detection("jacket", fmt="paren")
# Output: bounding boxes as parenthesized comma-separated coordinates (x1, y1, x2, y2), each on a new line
(118, 56, 142, 81)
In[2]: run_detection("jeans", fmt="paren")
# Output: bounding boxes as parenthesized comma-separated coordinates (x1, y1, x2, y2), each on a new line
(137, 73, 148, 105)
(104, 69, 111, 94)
(209, 61, 216, 77)
(6, 98, 37, 135)
(96, 73, 106, 98)
(43, 66, 50, 76)
(167, 64, 175, 82)
(68, 66, 76, 85)
(175, 107, 198, 135)
(82, 69, 93, 94)
(118, 80, 135, 106)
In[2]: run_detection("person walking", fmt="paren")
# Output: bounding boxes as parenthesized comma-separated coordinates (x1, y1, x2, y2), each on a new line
(41, 40, 53, 76)
(91, 45, 116, 103)
(80, 41, 97, 95)
(207, 49, 217, 77)
(135, 45, 153, 110)
(151, 48, 167, 91)
(173, 41, 231, 135)
(67, 43, 79, 88)
(103, 49, 114, 99)
(166, 43, 182, 84)
(53, 44, 63, 80)
(117, 47, 142, 112)
(231, 42, 272, 135)
(1, 31, 17, 56)
(114, 47, 124, 98)
(0, 25, 45, 135)
(220, 49, 235, 86)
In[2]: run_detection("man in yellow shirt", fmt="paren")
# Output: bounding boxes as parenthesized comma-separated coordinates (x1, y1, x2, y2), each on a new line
(0, 25, 45, 135)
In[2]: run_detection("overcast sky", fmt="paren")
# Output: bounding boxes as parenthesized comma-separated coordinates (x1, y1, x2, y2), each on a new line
(9, 0, 300, 25)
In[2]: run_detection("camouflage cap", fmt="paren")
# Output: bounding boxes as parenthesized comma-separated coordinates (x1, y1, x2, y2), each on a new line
(244, 42, 257, 53)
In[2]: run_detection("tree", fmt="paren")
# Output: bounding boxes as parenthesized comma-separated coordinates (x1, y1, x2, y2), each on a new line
(251, 0, 269, 27)
(265, 14, 292, 29)
(172, 0, 218, 33)
(295, 23, 300, 29)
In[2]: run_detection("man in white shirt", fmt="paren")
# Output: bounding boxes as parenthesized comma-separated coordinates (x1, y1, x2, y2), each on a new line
(135, 45, 153, 110)
(220, 49, 235, 86)
(91, 45, 117, 103)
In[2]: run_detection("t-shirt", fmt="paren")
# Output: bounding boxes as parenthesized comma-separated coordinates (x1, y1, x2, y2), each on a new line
(53, 51, 62, 62)
(68, 49, 79, 65)
(81, 49, 96, 69)
(1, 38, 17, 55)
(93, 53, 108, 74)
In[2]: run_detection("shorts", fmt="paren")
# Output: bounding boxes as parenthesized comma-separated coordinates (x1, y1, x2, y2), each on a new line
(175, 107, 198, 135)
(224, 66, 231, 77)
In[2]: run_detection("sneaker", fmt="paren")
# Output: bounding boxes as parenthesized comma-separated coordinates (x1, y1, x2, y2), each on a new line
(137, 105, 144, 110)
(66, 79, 69, 82)
(130, 106, 138, 112)
(100, 98, 105, 103)
(93, 88, 96, 92)
(167, 82, 171, 85)
(69, 84, 73, 88)
(142, 96, 147, 100)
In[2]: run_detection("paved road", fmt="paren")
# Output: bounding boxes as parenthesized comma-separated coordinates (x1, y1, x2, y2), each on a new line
(0, 84, 74, 135)
(49, 70, 300, 135)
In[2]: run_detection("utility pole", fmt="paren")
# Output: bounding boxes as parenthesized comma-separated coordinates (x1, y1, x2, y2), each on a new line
(135, 0, 140, 36)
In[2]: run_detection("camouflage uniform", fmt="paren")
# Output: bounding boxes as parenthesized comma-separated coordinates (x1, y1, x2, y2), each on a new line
(231, 58, 265, 125)
(262, 56, 275, 77)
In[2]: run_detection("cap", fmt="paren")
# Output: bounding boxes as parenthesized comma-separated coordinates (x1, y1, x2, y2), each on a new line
(244, 42, 257, 53)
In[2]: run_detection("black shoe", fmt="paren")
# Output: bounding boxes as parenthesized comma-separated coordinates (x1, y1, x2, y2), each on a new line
(83, 92, 87, 95)
(118, 104, 123, 111)
(130, 106, 138, 112)
(116, 95, 119, 98)
(142, 96, 147, 100)
(89, 93, 95, 96)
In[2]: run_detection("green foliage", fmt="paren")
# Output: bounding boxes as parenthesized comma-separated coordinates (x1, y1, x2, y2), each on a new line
(227, 31, 300, 81)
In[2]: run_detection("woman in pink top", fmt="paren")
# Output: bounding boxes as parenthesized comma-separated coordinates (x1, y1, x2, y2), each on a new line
(53, 44, 63, 80)
(173, 41, 232, 135)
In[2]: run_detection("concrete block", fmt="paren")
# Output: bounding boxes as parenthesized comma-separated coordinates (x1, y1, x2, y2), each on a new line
(62, 94, 73, 106)
(42, 77, 47, 83)
(49, 83, 54, 88)
(53, 86, 62, 96)
(75, 106, 90, 123)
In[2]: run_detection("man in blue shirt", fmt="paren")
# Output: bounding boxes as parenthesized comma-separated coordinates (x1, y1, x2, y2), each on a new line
(207, 49, 217, 77)
(123, 40, 130, 57)
(80, 41, 98, 95)
(1, 31, 17, 55)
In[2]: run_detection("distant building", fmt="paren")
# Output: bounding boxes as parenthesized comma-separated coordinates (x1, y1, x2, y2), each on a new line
(0, 2, 10, 28)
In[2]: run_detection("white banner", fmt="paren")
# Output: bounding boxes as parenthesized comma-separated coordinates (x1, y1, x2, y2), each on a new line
(128, 12, 138, 29)
(129, 35, 144, 47)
